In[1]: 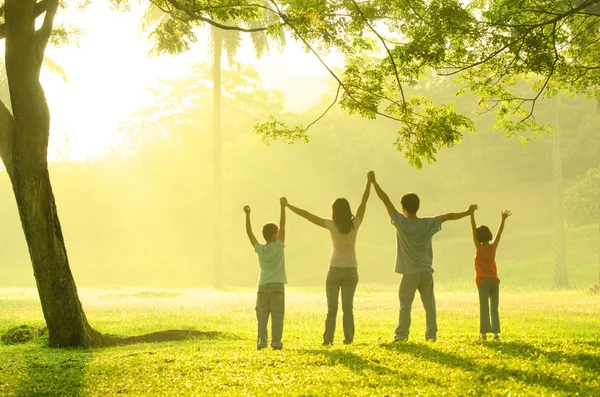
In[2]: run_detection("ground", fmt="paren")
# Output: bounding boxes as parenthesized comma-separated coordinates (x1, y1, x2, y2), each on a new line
(0, 285, 598, 396)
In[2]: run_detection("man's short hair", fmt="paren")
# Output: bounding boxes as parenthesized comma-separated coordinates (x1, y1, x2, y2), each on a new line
(262, 223, 278, 241)
(476, 226, 493, 243)
(401, 193, 420, 214)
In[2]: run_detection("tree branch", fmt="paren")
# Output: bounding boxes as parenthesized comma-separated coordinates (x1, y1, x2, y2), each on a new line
(303, 83, 341, 132)
(160, 0, 270, 32)
(35, 0, 59, 52)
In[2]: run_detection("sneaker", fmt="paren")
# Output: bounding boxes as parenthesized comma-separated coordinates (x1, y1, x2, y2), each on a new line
(392, 337, 408, 343)
(425, 336, 437, 342)
(479, 333, 487, 341)
(322, 341, 333, 347)
(257, 345, 267, 350)
(492, 334, 500, 341)
(343, 340, 353, 345)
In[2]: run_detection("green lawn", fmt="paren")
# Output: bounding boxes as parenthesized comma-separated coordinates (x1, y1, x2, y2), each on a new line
(0, 285, 599, 396)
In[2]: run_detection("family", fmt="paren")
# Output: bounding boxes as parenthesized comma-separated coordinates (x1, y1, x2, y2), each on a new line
(243, 171, 511, 350)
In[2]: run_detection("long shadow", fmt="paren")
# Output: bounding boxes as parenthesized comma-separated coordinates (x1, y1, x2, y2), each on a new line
(99, 329, 226, 346)
(14, 348, 91, 397)
(480, 340, 600, 374)
(300, 348, 442, 386)
(381, 342, 596, 395)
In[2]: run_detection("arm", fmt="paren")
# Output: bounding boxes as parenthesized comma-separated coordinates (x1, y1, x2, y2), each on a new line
(470, 208, 479, 248)
(441, 204, 477, 223)
(243, 206, 259, 248)
(279, 197, 286, 243)
(493, 210, 512, 246)
(367, 171, 395, 218)
(355, 178, 372, 221)
(286, 202, 327, 228)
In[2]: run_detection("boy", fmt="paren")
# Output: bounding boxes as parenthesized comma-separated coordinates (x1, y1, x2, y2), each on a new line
(367, 171, 476, 342)
(244, 197, 287, 350)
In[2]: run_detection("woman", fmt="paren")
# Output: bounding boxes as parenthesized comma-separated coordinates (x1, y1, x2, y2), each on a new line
(283, 175, 371, 345)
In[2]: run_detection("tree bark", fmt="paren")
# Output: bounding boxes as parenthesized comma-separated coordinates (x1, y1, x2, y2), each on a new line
(212, 27, 223, 289)
(550, 97, 569, 287)
(3, 0, 98, 347)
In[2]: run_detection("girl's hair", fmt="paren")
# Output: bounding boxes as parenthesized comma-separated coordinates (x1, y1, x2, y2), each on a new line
(476, 225, 493, 243)
(332, 198, 354, 235)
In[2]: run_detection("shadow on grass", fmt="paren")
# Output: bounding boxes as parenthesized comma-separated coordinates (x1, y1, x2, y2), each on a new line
(15, 349, 91, 397)
(480, 340, 600, 374)
(381, 341, 596, 395)
(300, 348, 441, 386)
(98, 329, 228, 346)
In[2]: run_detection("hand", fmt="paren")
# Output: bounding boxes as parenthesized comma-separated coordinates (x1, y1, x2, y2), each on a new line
(467, 204, 478, 214)
(243, 205, 251, 214)
(501, 210, 512, 220)
(280, 197, 288, 207)
(367, 170, 376, 183)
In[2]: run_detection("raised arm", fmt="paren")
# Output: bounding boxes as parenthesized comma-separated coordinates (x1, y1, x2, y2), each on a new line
(355, 178, 372, 221)
(470, 206, 479, 248)
(285, 202, 327, 228)
(279, 197, 287, 243)
(441, 204, 477, 223)
(244, 206, 259, 248)
(493, 210, 512, 247)
(367, 171, 395, 218)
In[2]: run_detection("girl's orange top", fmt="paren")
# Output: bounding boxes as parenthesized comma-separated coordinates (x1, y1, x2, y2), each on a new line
(474, 242, 500, 286)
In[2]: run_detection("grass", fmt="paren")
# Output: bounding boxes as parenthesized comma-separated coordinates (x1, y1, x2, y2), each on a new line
(0, 285, 599, 396)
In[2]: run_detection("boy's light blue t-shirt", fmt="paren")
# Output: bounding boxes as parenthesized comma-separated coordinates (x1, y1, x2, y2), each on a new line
(254, 240, 287, 285)
(391, 209, 442, 274)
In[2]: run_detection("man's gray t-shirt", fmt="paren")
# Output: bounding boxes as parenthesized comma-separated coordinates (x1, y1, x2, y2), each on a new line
(391, 209, 442, 274)
(254, 240, 287, 285)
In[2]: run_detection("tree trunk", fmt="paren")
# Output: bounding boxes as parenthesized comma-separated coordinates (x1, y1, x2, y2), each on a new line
(3, 0, 98, 347)
(550, 96, 569, 287)
(212, 27, 223, 289)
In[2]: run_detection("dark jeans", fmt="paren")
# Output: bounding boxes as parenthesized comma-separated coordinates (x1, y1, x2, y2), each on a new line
(478, 279, 500, 334)
(256, 282, 285, 348)
(323, 267, 359, 344)
(395, 272, 437, 340)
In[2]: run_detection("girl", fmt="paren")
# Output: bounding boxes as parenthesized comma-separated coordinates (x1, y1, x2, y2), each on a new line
(283, 175, 371, 345)
(470, 207, 512, 340)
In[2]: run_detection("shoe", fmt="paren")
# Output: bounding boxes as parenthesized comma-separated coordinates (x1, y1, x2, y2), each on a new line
(343, 340, 353, 345)
(392, 337, 408, 343)
(257, 345, 267, 350)
(492, 334, 500, 341)
(479, 333, 487, 341)
(425, 336, 437, 342)
(322, 341, 333, 347)
(272, 346, 283, 350)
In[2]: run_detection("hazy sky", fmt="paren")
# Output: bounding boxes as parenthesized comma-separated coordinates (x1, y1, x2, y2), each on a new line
(37, 0, 341, 162)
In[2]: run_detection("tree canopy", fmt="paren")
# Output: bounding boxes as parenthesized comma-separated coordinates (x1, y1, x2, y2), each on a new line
(145, 0, 600, 167)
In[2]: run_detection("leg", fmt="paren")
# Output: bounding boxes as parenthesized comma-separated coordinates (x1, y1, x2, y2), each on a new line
(394, 274, 419, 340)
(340, 268, 358, 344)
(270, 283, 285, 349)
(323, 268, 341, 345)
(478, 281, 492, 334)
(490, 281, 500, 335)
(418, 272, 437, 341)
(255, 285, 269, 349)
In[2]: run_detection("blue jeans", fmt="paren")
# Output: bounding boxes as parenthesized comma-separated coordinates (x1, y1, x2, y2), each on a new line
(395, 272, 437, 340)
(323, 267, 359, 344)
(478, 279, 500, 334)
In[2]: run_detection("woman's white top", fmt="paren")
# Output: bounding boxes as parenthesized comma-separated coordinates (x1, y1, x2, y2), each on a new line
(324, 217, 362, 268)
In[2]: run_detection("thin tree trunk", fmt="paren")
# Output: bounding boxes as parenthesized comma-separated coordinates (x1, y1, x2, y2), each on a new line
(212, 27, 223, 289)
(550, 96, 569, 287)
(3, 0, 98, 347)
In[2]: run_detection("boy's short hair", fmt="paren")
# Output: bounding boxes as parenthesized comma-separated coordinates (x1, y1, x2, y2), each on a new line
(476, 226, 493, 242)
(262, 223, 279, 241)
(401, 193, 420, 214)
